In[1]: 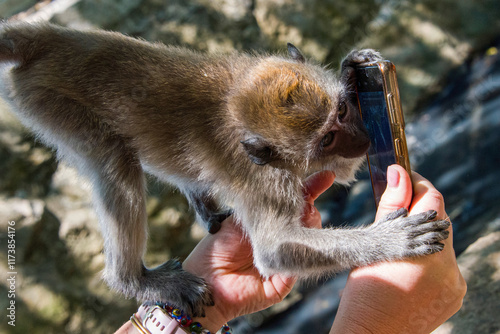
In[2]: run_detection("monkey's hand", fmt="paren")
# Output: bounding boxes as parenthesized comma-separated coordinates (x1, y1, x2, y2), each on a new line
(341, 48, 384, 71)
(365, 208, 450, 258)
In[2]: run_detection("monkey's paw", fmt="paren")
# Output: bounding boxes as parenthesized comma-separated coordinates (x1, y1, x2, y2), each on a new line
(367, 208, 450, 258)
(137, 260, 214, 317)
(341, 48, 384, 71)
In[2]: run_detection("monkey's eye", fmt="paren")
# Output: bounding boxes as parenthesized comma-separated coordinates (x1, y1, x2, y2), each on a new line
(321, 131, 335, 148)
(338, 101, 347, 120)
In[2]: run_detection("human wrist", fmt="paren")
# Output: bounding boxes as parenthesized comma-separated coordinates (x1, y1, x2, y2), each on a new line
(181, 260, 234, 332)
(331, 259, 459, 334)
(330, 290, 403, 334)
(191, 304, 230, 334)
(330, 263, 413, 334)
(128, 302, 231, 334)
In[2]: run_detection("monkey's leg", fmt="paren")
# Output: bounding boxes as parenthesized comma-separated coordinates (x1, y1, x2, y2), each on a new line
(249, 208, 450, 279)
(88, 151, 213, 316)
(185, 190, 232, 234)
(86, 145, 213, 316)
(9, 89, 214, 316)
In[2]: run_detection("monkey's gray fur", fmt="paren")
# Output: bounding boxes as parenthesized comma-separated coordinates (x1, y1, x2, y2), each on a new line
(0, 22, 449, 316)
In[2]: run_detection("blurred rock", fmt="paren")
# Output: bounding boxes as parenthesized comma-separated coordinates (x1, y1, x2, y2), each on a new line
(0, 197, 44, 227)
(0, 0, 38, 19)
(1, 1, 500, 333)
(355, 0, 500, 113)
(0, 104, 57, 199)
(433, 231, 500, 334)
(74, 0, 142, 27)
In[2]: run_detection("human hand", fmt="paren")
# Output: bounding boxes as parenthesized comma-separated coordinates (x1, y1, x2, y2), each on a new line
(330, 165, 466, 334)
(182, 171, 335, 332)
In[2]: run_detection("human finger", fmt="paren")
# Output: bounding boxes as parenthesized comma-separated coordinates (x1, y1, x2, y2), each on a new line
(375, 164, 413, 221)
(303, 170, 336, 202)
(301, 171, 335, 228)
(410, 171, 446, 220)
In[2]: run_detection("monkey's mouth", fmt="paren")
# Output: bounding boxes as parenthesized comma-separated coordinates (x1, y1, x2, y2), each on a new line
(335, 139, 370, 159)
(326, 126, 370, 159)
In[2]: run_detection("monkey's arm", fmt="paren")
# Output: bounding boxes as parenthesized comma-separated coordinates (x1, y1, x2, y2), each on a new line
(246, 205, 449, 279)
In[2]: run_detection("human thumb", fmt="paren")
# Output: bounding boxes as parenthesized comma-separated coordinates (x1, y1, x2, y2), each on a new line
(375, 164, 413, 221)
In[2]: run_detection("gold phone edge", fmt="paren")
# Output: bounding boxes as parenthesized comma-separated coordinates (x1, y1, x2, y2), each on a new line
(378, 61, 412, 176)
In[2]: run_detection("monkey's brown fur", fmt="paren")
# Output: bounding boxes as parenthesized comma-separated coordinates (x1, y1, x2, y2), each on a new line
(0, 22, 449, 316)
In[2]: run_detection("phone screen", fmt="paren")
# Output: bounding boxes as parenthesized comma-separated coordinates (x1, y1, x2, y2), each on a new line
(356, 65, 397, 206)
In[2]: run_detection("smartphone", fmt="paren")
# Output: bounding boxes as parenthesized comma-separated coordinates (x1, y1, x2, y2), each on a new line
(355, 60, 411, 207)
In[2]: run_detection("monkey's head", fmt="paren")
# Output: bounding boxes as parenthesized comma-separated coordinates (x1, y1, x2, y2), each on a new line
(228, 44, 370, 184)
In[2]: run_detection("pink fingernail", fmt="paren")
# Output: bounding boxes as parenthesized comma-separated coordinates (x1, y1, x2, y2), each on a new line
(387, 165, 400, 188)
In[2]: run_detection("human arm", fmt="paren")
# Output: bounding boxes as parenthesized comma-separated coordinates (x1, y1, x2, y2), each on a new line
(115, 171, 334, 334)
(330, 165, 467, 334)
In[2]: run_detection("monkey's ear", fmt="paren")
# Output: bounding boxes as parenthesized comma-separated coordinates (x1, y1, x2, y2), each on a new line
(241, 137, 277, 166)
(287, 43, 305, 63)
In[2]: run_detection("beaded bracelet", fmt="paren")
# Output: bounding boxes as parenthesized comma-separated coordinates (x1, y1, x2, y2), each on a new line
(132, 301, 232, 334)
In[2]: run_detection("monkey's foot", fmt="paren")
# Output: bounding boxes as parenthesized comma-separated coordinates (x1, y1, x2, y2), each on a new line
(113, 260, 214, 317)
(367, 208, 450, 259)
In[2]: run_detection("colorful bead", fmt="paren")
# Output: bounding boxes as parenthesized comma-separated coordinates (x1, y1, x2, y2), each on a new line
(180, 316, 193, 327)
(189, 322, 202, 333)
(172, 308, 182, 318)
(221, 324, 232, 334)
(141, 302, 215, 334)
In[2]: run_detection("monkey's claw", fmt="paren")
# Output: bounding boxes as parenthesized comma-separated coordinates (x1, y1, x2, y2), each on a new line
(344, 48, 383, 66)
(368, 208, 450, 260)
(207, 210, 233, 234)
(134, 260, 214, 317)
(341, 49, 384, 75)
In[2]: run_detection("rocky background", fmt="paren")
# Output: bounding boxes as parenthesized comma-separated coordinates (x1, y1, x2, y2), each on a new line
(0, 0, 499, 333)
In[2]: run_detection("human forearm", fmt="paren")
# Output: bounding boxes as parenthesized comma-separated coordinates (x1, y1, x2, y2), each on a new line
(330, 260, 465, 334)
(331, 167, 466, 334)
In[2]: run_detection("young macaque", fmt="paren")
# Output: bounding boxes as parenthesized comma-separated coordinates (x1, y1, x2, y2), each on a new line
(0, 23, 449, 316)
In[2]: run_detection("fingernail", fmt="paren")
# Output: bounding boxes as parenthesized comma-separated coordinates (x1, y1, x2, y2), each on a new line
(387, 165, 400, 188)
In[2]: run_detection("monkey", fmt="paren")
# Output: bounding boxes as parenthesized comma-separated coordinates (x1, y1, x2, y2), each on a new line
(0, 22, 450, 317)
